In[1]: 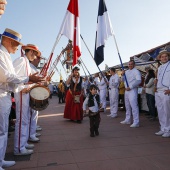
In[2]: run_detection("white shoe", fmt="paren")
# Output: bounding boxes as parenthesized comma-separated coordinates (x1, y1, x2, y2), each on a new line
(36, 127, 42, 131)
(130, 123, 139, 128)
(120, 120, 131, 124)
(107, 114, 112, 117)
(29, 137, 40, 142)
(111, 115, 118, 118)
(155, 130, 164, 136)
(36, 133, 41, 137)
(2, 160, 16, 168)
(14, 148, 33, 156)
(162, 132, 170, 138)
(25, 143, 34, 149)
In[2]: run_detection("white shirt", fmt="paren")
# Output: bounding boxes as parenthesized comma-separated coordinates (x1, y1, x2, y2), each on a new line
(109, 74, 119, 89)
(145, 78, 155, 96)
(98, 76, 108, 90)
(30, 63, 38, 74)
(157, 61, 170, 90)
(48, 84, 53, 92)
(123, 68, 141, 89)
(0, 45, 28, 92)
(94, 77, 100, 87)
(13, 55, 32, 92)
(83, 95, 99, 112)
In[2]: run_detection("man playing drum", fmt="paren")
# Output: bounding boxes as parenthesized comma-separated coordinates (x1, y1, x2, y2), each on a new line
(13, 44, 43, 156)
(0, 28, 43, 169)
(29, 54, 44, 143)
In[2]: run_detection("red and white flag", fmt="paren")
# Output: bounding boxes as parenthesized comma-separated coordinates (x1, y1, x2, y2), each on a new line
(59, 0, 81, 66)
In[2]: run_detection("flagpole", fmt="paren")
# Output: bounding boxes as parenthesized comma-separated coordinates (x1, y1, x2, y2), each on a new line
(79, 57, 91, 77)
(112, 35, 129, 87)
(40, 34, 61, 76)
(80, 34, 107, 81)
(80, 62, 87, 76)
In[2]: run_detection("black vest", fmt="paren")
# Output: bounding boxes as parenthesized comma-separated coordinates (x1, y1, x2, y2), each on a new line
(70, 76, 83, 92)
(88, 94, 100, 107)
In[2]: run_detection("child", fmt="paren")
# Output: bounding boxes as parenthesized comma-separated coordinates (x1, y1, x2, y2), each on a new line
(83, 84, 101, 137)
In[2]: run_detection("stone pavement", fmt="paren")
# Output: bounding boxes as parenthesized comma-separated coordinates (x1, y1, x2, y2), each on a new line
(6, 96, 170, 170)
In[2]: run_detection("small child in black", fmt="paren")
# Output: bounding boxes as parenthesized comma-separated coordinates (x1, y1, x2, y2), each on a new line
(83, 84, 101, 137)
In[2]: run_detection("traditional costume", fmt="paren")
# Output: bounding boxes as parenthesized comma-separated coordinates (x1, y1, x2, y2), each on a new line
(83, 93, 100, 137)
(155, 50, 170, 137)
(64, 75, 83, 122)
(121, 67, 141, 127)
(0, 28, 28, 169)
(13, 44, 41, 155)
(108, 73, 119, 118)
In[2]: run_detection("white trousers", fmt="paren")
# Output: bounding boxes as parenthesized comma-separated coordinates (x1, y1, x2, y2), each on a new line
(0, 92, 11, 167)
(109, 88, 119, 116)
(155, 91, 170, 132)
(29, 109, 38, 139)
(124, 88, 139, 124)
(14, 92, 30, 153)
(99, 88, 107, 109)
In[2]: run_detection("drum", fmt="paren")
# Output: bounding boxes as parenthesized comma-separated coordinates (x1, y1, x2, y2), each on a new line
(30, 85, 50, 111)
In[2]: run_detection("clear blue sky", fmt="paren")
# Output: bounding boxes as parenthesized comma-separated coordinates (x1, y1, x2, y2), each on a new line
(1, 0, 170, 81)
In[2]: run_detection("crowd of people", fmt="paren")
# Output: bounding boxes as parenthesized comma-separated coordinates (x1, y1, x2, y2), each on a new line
(63, 54, 170, 139)
(0, 28, 50, 169)
(1, 1, 170, 169)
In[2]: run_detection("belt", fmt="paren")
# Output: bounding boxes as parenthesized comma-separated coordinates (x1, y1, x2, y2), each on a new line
(157, 88, 168, 92)
(109, 87, 117, 90)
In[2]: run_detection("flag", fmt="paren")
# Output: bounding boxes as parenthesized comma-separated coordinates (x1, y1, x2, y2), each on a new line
(94, 0, 114, 66)
(58, 0, 81, 66)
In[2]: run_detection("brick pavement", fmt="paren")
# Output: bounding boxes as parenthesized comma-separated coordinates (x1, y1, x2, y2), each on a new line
(6, 96, 170, 170)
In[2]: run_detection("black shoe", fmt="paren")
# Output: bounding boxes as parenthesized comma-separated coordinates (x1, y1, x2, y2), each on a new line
(90, 134, 95, 137)
(149, 117, 156, 121)
(77, 120, 82, 124)
(8, 126, 15, 132)
(95, 130, 99, 136)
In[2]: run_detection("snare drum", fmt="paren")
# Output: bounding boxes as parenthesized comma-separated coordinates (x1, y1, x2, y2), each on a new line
(30, 85, 50, 111)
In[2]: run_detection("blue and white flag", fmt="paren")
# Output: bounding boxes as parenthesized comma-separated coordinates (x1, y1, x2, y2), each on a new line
(94, 0, 114, 66)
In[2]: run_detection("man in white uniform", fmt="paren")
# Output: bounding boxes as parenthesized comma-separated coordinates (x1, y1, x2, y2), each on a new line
(98, 72, 108, 112)
(82, 76, 89, 97)
(155, 50, 170, 137)
(13, 44, 42, 156)
(120, 60, 141, 127)
(29, 55, 43, 143)
(107, 68, 119, 118)
(0, 28, 42, 170)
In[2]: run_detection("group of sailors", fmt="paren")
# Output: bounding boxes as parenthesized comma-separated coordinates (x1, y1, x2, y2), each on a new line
(0, 28, 50, 170)
(63, 53, 170, 138)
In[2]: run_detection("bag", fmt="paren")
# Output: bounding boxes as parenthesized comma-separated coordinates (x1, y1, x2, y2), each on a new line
(74, 95, 80, 103)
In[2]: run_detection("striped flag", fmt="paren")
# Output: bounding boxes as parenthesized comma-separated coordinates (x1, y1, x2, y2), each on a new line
(94, 0, 114, 66)
(59, 0, 81, 66)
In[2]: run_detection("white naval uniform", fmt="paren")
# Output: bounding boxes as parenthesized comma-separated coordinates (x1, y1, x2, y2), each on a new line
(13, 55, 32, 153)
(109, 74, 119, 117)
(98, 76, 108, 110)
(123, 68, 141, 125)
(29, 63, 39, 139)
(0, 45, 28, 167)
(82, 80, 89, 97)
(155, 61, 170, 133)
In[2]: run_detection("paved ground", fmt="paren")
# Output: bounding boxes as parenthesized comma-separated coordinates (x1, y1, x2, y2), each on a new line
(6, 95, 170, 170)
